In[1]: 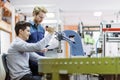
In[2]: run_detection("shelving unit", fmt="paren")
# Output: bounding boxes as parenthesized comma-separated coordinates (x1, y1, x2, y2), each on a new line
(101, 25, 120, 57)
(0, 1, 14, 54)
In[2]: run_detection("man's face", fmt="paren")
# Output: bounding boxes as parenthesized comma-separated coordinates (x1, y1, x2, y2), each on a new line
(20, 26, 31, 41)
(34, 11, 46, 24)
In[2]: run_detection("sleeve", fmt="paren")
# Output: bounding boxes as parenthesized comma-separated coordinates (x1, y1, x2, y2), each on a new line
(14, 34, 52, 52)
(29, 52, 48, 62)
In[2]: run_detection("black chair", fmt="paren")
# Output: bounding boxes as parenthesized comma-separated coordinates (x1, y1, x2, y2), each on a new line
(2, 53, 10, 80)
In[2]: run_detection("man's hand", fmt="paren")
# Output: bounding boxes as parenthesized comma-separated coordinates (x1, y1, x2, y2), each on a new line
(40, 48, 48, 53)
(46, 26, 55, 34)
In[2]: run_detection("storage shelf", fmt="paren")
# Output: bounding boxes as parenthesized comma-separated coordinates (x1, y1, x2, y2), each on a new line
(83, 26, 100, 32)
(3, 1, 12, 14)
(0, 20, 11, 33)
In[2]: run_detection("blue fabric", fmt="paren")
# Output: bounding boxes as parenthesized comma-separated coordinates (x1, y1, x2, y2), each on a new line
(63, 30, 85, 56)
(27, 21, 45, 75)
(27, 21, 45, 56)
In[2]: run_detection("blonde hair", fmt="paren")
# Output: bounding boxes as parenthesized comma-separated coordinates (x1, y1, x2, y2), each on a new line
(33, 6, 48, 16)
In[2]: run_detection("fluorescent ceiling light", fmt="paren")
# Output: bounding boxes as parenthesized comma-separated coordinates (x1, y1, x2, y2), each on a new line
(42, 20, 57, 23)
(46, 13, 55, 18)
(93, 11, 102, 17)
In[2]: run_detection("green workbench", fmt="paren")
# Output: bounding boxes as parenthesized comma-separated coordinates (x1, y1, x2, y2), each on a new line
(38, 57, 120, 80)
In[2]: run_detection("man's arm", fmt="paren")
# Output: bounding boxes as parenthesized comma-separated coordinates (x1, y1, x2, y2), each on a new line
(29, 52, 48, 62)
(13, 34, 53, 52)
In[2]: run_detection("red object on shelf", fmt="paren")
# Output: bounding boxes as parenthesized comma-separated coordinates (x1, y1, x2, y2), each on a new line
(0, 1, 4, 7)
(102, 28, 120, 32)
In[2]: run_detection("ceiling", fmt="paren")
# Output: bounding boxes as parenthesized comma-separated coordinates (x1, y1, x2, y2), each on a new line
(10, 0, 120, 26)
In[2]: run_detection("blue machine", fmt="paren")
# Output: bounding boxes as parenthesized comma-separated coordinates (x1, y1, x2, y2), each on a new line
(56, 30, 85, 56)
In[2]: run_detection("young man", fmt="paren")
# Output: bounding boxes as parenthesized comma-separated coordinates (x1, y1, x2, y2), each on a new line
(6, 21, 54, 80)
(27, 6, 48, 75)
(27, 6, 48, 56)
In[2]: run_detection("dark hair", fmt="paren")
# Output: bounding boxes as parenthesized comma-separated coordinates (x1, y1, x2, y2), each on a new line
(15, 21, 31, 36)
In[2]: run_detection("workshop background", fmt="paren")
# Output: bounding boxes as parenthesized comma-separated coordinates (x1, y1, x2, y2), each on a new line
(1, 0, 120, 80)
